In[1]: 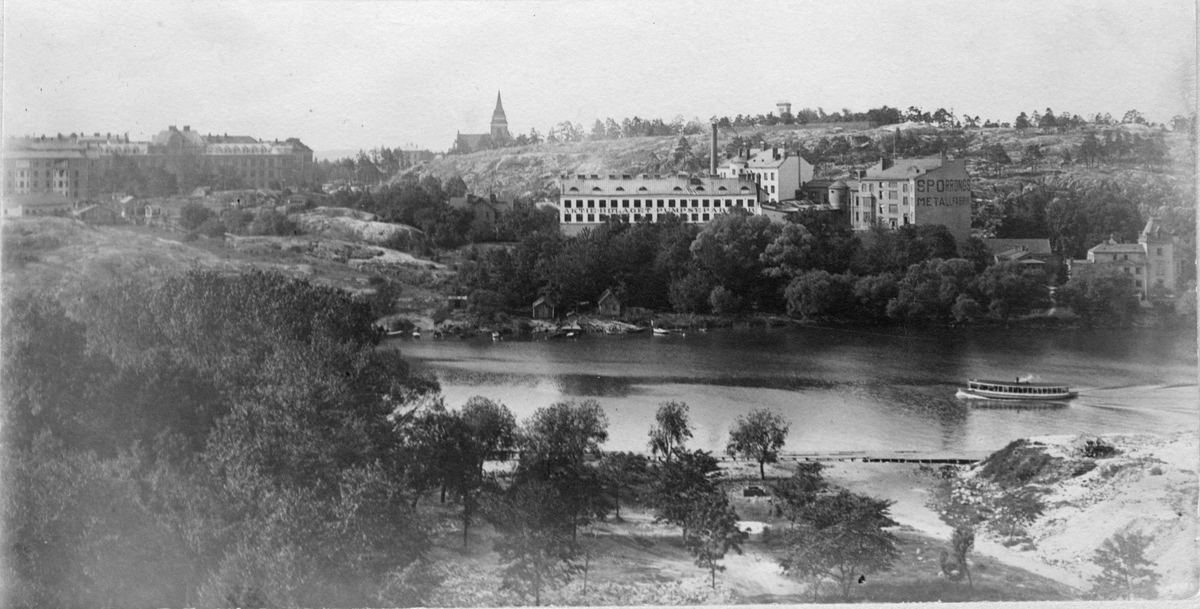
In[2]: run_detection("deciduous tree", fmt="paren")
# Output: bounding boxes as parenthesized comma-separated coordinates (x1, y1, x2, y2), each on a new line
(725, 409, 790, 480)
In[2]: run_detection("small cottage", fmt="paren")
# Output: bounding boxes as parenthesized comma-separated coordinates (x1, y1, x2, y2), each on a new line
(597, 289, 622, 317)
(532, 296, 556, 320)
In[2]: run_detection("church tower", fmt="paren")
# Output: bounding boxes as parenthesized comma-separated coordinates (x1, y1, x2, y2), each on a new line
(490, 92, 510, 142)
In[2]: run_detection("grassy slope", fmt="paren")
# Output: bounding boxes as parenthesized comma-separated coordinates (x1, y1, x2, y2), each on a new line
(1, 217, 449, 316)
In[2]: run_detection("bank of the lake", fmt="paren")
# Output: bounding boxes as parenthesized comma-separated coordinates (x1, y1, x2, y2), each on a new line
(392, 324, 1198, 456)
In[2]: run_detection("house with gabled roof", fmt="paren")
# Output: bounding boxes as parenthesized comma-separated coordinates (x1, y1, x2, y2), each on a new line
(597, 289, 622, 317)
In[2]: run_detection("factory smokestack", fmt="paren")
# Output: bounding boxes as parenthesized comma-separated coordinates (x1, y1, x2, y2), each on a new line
(710, 123, 718, 176)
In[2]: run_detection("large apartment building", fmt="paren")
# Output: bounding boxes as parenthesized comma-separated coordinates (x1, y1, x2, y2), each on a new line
(557, 173, 764, 235)
(3, 125, 314, 201)
(848, 154, 972, 243)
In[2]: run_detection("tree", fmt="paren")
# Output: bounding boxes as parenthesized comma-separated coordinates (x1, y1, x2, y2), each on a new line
(487, 480, 578, 606)
(598, 452, 651, 520)
(1014, 112, 1031, 130)
(1090, 531, 1160, 600)
(725, 409, 790, 480)
(973, 261, 1051, 321)
(460, 397, 517, 477)
(682, 491, 748, 588)
(779, 490, 900, 601)
(651, 449, 720, 536)
(770, 462, 827, 527)
(179, 202, 216, 231)
(648, 401, 692, 461)
(1057, 265, 1141, 327)
(951, 525, 975, 590)
(784, 270, 856, 320)
(989, 489, 1044, 542)
(518, 401, 611, 539)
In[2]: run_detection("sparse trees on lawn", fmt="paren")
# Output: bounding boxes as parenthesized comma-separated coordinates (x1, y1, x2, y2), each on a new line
(725, 409, 790, 480)
(1090, 531, 1160, 600)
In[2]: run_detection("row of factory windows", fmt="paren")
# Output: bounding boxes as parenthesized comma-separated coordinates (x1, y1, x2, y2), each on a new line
(563, 212, 720, 223)
(561, 198, 753, 210)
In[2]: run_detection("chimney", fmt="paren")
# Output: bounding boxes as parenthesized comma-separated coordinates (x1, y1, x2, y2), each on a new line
(183, 125, 190, 131)
(773, 146, 779, 160)
(710, 123, 718, 176)
(169, 125, 177, 131)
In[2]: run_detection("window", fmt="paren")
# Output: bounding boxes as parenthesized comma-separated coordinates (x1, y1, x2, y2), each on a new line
(634, 199, 641, 207)
(563, 201, 572, 208)
(1136, 267, 1142, 275)
(691, 213, 698, 221)
(587, 214, 594, 222)
(599, 201, 607, 208)
(1157, 247, 1163, 256)
(902, 183, 908, 192)
(702, 213, 710, 221)
(587, 200, 595, 208)
(622, 200, 629, 208)
(575, 214, 583, 222)
(657, 200, 664, 208)
(563, 214, 570, 222)
(702, 199, 709, 208)
(888, 204, 898, 214)
(770, 185, 775, 194)
(668, 199, 676, 208)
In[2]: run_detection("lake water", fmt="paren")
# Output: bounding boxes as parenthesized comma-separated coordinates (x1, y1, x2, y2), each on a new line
(391, 325, 1198, 457)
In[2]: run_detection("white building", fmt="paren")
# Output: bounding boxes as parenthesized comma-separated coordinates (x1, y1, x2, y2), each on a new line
(717, 147, 813, 203)
(1069, 218, 1186, 301)
(557, 173, 763, 235)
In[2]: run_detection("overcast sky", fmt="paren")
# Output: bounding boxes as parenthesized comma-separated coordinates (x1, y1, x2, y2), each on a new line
(4, 0, 1195, 157)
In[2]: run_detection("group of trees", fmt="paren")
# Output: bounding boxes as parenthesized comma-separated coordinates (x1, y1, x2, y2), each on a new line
(315, 147, 428, 185)
(329, 173, 557, 249)
(3, 271, 441, 607)
(178, 201, 299, 239)
(459, 210, 1086, 325)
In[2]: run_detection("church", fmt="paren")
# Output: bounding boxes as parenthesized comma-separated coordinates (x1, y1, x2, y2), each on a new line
(452, 92, 510, 154)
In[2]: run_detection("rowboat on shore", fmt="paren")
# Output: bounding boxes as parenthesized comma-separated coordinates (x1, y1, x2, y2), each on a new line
(956, 378, 1077, 401)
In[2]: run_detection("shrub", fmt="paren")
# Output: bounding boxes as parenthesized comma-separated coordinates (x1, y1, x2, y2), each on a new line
(1149, 466, 1163, 476)
(1079, 438, 1119, 459)
(247, 209, 299, 236)
(179, 202, 215, 231)
(198, 218, 227, 239)
(1071, 462, 1098, 477)
(978, 439, 1060, 488)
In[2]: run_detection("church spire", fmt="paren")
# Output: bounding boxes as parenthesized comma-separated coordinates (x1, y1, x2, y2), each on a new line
(492, 92, 506, 122)
(490, 91, 510, 141)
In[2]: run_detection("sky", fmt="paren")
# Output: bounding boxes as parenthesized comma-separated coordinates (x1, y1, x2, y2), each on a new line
(3, 0, 1196, 157)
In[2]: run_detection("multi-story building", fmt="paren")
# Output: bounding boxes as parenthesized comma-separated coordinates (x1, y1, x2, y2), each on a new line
(1069, 218, 1186, 301)
(717, 147, 813, 203)
(849, 154, 971, 243)
(557, 173, 763, 235)
(3, 125, 314, 202)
